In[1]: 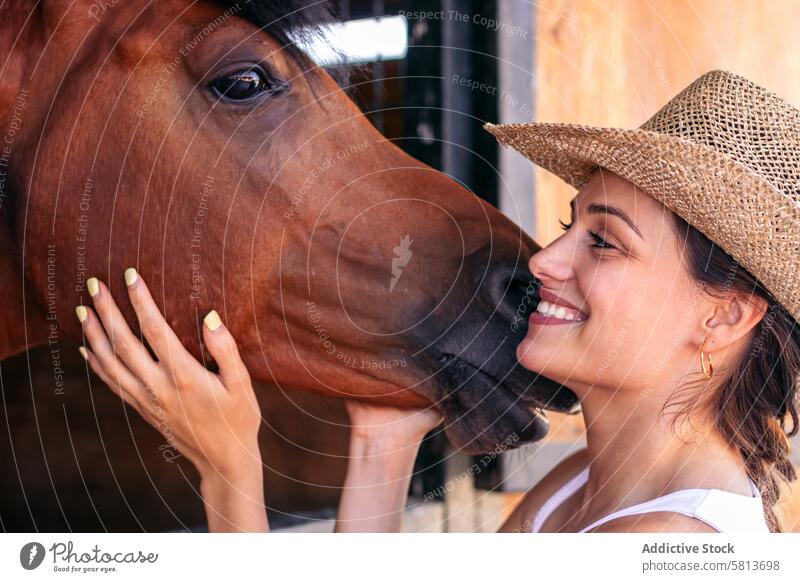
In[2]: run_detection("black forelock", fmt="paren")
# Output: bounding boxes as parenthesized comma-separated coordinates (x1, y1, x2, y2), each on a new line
(211, 0, 339, 63)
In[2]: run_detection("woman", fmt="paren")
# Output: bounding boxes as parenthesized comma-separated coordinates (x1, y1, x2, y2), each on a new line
(76, 70, 799, 532)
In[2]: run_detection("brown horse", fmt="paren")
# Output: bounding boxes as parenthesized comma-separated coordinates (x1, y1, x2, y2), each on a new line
(0, 0, 577, 475)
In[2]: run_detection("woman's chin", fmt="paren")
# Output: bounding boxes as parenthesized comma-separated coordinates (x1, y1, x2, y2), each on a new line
(516, 336, 552, 374)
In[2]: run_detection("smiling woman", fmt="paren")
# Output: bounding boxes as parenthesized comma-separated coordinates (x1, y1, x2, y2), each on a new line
(489, 70, 799, 533)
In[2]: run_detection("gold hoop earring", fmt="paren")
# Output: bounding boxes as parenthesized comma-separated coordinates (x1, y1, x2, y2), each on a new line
(700, 348, 714, 378)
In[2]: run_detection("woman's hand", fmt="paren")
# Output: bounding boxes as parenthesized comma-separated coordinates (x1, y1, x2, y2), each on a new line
(335, 401, 442, 532)
(346, 400, 444, 444)
(76, 268, 267, 532)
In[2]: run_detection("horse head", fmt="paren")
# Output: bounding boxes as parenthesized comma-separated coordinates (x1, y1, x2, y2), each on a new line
(0, 0, 578, 453)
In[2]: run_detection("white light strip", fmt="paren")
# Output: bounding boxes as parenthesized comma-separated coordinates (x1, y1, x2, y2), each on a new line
(296, 15, 408, 66)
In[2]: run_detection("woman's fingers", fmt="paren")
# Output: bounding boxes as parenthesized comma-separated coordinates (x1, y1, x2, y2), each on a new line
(78, 345, 147, 418)
(85, 277, 158, 383)
(202, 310, 250, 391)
(76, 273, 262, 490)
(123, 268, 196, 379)
(83, 268, 249, 402)
(76, 305, 148, 410)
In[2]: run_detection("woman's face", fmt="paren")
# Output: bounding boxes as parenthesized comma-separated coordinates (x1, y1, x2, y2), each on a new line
(519, 169, 707, 396)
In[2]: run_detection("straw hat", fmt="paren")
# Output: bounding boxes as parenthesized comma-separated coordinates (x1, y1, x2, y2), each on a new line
(485, 70, 800, 323)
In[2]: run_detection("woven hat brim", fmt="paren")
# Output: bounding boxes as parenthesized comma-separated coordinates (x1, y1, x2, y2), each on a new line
(485, 122, 800, 322)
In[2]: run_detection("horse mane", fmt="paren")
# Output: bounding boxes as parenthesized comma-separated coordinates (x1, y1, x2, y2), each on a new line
(211, 0, 340, 64)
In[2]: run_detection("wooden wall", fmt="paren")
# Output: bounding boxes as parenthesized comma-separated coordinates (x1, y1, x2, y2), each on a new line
(527, 0, 800, 531)
(533, 0, 800, 243)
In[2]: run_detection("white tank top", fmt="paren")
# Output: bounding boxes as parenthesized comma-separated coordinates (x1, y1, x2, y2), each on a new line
(530, 466, 770, 533)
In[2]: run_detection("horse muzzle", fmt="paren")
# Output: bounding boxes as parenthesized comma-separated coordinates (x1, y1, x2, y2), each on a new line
(407, 253, 580, 454)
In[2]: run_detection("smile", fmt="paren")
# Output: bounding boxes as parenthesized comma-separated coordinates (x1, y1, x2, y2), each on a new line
(529, 289, 589, 326)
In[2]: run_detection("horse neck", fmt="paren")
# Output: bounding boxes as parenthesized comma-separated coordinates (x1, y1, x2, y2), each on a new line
(0, 233, 49, 360)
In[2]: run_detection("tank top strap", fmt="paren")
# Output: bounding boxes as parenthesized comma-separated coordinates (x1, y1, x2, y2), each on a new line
(530, 467, 590, 533)
(578, 489, 716, 532)
(531, 468, 769, 533)
(578, 480, 768, 533)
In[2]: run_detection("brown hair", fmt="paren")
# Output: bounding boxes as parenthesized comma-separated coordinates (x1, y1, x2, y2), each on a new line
(670, 214, 799, 532)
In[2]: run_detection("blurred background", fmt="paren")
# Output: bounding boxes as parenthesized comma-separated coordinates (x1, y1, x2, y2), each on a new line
(2, 0, 799, 532)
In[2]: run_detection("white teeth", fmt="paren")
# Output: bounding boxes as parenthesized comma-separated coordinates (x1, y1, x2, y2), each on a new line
(535, 300, 583, 322)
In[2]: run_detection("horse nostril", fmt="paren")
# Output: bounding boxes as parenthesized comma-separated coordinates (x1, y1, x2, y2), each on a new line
(482, 262, 539, 323)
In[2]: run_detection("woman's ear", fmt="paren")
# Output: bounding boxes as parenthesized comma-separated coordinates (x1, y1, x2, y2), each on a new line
(703, 293, 769, 353)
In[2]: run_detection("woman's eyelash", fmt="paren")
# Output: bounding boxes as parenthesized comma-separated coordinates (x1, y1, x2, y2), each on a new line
(588, 230, 614, 249)
(559, 219, 614, 250)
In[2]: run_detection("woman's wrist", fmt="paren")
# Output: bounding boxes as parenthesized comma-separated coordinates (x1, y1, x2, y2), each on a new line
(199, 451, 268, 532)
(200, 469, 268, 533)
(337, 402, 442, 532)
(334, 431, 424, 532)
(349, 425, 430, 452)
(348, 435, 420, 472)
(347, 431, 425, 476)
(196, 440, 262, 481)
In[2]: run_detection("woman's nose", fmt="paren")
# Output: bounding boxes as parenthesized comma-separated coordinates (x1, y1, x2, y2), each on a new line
(528, 239, 574, 282)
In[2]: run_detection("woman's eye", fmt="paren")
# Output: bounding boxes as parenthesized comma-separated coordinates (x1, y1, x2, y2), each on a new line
(209, 68, 284, 102)
(588, 230, 615, 250)
(560, 218, 615, 251)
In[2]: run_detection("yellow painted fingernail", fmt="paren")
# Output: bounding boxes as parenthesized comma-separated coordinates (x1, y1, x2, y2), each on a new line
(75, 305, 89, 323)
(203, 310, 222, 332)
(78, 346, 88, 360)
(87, 277, 100, 297)
(124, 268, 138, 287)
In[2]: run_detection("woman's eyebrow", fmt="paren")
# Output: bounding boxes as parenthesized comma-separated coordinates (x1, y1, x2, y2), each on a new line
(570, 198, 644, 239)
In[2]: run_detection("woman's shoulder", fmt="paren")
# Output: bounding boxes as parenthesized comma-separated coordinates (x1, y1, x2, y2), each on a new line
(496, 447, 589, 533)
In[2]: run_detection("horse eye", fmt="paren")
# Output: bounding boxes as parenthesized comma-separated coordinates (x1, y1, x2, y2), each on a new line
(209, 67, 283, 102)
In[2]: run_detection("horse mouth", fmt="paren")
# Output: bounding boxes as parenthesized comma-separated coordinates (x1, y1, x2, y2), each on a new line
(422, 349, 575, 454)
(437, 353, 548, 414)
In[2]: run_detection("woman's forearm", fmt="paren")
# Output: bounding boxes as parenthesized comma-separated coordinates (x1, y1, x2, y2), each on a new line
(200, 464, 269, 533)
(335, 434, 422, 532)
